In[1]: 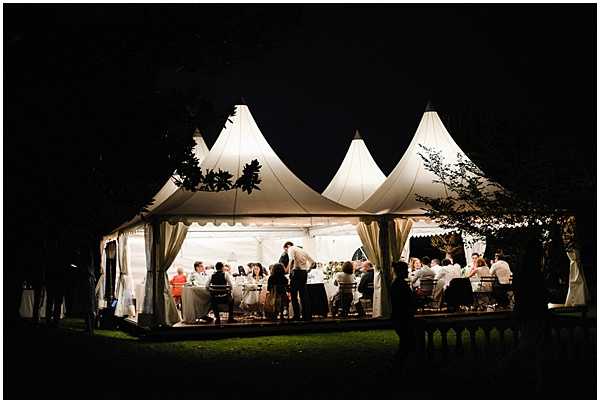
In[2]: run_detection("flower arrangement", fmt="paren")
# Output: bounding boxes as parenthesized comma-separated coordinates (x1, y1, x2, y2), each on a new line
(322, 261, 345, 281)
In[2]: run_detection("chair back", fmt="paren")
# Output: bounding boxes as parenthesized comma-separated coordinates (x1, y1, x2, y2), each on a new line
(419, 279, 435, 295)
(479, 276, 497, 290)
(338, 282, 356, 294)
(242, 283, 262, 292)
(208, 284, 232, 298)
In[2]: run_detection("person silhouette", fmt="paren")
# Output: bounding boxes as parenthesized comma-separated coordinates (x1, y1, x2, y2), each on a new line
(390, 260, 417, 362)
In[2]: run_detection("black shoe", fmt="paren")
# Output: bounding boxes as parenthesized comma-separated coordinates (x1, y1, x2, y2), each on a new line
(291, 316, 301, 321)
(227, 318, 238, 323)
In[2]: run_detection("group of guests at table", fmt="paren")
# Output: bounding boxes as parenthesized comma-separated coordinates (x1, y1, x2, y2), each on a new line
(168, 241, 377, 324)
(406, 251, 513, 308)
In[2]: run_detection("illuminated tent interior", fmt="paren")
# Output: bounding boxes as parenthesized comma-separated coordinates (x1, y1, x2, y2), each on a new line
(99, 104, 369, 327)
(98, 101, 586, 328)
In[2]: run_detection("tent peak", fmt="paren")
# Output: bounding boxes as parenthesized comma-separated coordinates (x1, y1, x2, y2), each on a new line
(239, 96, 247, 105)
(424, 100, 437, 112)
(192, 128, 203, 138)
(353, 130, 362, 140)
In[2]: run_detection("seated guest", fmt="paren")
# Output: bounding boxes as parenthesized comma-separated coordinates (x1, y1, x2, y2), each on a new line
(246, 263, 254, 276)
(266, 263, 289, 321)
(467, 257, 492, 291)
(432, 258, 454, 308)
(169, 266, 187, 310)
(209, 262, 236, 324)
(430, 259, 441, 276)
(255, 263, 269, 276)
(410, 256, 435, 289)
(408, 257, 422, 273)
(467, 257, 491, 279)
(470, 252, 481, 272)
(357, 261, 374, 300)
(188, 261, 211, 286)
(241, 264, 265, 315)
(490, 251, 513, 284)
(237, 265, 247, 276)
(332, 261, 356, 316)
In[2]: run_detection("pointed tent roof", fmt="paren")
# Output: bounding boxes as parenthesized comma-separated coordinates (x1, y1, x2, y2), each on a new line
(322, 130, 386, 209)
(192, 128, 210, 163)
(149, 105, 361, 222)
(359, 103, 478, 215)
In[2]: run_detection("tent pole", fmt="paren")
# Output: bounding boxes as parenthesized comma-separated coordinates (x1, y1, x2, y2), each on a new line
(378, 216, 392, 318)
(151, 219, 160, 328)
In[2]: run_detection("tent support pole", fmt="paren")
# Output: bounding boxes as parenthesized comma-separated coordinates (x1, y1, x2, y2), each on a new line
(151, 219, 160, 328)
(378, 215, 392, 318)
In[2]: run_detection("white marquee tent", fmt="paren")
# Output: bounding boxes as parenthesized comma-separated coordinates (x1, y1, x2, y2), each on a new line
(99, 101, 587, 328)
(100, 104, 371, 327)
(358, 101, 587, 313)
(322, 131, 386, 209)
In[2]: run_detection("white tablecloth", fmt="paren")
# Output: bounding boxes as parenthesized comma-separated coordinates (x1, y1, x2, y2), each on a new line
(19, 289, 65, 319)
(181, 286, 212, 323)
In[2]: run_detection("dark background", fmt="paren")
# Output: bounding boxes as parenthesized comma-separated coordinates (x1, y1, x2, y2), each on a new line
(4, 5, 596, 307)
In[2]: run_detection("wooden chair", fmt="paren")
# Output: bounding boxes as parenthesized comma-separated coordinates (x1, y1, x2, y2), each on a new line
(415, 279, 436, 311)
(474, 276, 496, 310)
(241, 283, 263, 318)
(333, 282, 357, 318)
(208, 284, 233, 321)
(358, 282, 374, 315)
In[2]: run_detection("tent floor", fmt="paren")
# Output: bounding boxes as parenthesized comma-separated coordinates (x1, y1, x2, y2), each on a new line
(121, 307, 515, 340)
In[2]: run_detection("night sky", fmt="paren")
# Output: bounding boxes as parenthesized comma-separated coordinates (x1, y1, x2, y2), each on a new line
(5, 4, 596, 233)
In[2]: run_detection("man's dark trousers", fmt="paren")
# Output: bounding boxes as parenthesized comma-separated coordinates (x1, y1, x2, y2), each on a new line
(290, 269, 311, 320)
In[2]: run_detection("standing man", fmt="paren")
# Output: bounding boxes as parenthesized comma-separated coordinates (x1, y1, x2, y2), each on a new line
(278, 247, 290, 274)
(390, 260, 417, 363)
(284, 241, 314, 321)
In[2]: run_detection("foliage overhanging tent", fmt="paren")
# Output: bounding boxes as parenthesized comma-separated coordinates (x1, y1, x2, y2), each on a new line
(359, 102, 587, 313)
(97, 131, 211, 314)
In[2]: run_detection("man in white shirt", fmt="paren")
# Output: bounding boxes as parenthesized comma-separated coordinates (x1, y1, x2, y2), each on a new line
(284, 241, 314, 321)
(490, 252, 512, 284)
(430, 259, 441, 276)
(188, 261, 211, 287)
(432, 259, 455, 308)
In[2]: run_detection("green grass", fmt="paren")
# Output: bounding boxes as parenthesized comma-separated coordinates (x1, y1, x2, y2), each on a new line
(5, 318, 596, 399)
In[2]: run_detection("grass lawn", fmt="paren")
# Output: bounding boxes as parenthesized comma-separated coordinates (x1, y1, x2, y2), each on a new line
(4, 318, 596, 399)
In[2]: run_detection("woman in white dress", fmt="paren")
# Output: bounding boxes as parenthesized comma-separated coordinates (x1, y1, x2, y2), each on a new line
(240, 265, 266, 317)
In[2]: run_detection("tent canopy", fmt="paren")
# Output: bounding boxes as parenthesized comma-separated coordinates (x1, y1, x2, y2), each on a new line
(322, 130, 386, 209)
(149, 104, 366, 225)
(111, 131, 211, 234)
(359, 102, 481, 215)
